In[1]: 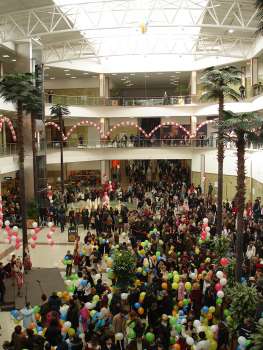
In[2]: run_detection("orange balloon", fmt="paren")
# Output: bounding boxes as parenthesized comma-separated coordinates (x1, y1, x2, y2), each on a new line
(162, 282, 168, 290)
(138, 307, 144, 315)
(172, 309, 177, 316)
(29, 322, 36, 329)
(207, 313, 213, 320)
(172, 344, 181, 350)
(35, 313, 41, 321)
(178, 300, 183, 307)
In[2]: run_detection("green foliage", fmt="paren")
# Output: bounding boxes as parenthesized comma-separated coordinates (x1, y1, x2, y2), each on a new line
(211, 235, 231, 260)
(251, 322, 263, 350)
(223, 258, 236, 288)
(0, 73, 40, 112)
(112, 249, 136, 286)
(200, 66, 241, 103)
(50, 104, 70, 118)
(27, 200, 39, 220)
(225, 283, 260, 333)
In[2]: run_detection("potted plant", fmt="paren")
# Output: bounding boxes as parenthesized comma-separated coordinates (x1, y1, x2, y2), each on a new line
(112, 249, 136, 291)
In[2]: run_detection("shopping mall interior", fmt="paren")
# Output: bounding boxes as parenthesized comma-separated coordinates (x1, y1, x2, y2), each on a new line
(0, 0, 263, 349)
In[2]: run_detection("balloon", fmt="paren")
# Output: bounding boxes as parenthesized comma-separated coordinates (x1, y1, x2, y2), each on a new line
(64, 321, 71, 329)
(121, 293, 128, 300)
(211, 325, 218, 333)
(209, 306, 215, 314)
(216, 271, 224, 279)
(205, 226, 210, 232)
(134, 302, 140, 309)
(57, 292, 62, 298)
(220, 258, 229, 267)
(193, 320, 201, 328)
(162, 282, 168, 290)
(175, 324, 182, 333)
(172, 345, 180, 350)
(238, 336, 247, 346)
(203, 218, 208, 224)
(47, 222, 53, 228)
(217, 290, 224, 298)
(115, 333, 124, 341)
(145, 332, 155, 343)
(185, 282, 191, 290)
(220, 278, 227, 286)
(169, 316, 177, 327)
(216, 298, 223, 305)
(172, 282, 179, 290)
(215, 283, 222, 292)
(12, 226, 18, 232)
(173, 275, 180, 283)
(33, 305, 40, 314)
(186, 337, 194, 346)
(68, 328, 75, 337)
(32, 222, 38, 228)
(138, 307, 144, 315)
(202, 306, 209, 314)
(5, 220, 10, 226)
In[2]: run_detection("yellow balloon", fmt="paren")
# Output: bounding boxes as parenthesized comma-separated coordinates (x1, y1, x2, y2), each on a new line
(173, 275, 180, 283)
(172, 282, 179, 290)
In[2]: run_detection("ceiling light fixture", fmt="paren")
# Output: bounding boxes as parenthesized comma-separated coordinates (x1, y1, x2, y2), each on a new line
(71, 76, 77, 79)
(50, 77, 55, 80)
(83, 72, 89, 75)
(12, 59, 16, 62)
(228, 28, 234, 34)
(65, 73, 71, 76)
(2, 54, 10, 58)
(64, 69, 70, 72)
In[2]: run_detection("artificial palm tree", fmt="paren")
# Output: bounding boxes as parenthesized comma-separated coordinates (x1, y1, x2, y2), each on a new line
(256, 0, 263, 34)
(0, 73, 39, 261)
(220, 111, 263, 281)
(50, 104, 70, 196)
(200, 66, 241, 235)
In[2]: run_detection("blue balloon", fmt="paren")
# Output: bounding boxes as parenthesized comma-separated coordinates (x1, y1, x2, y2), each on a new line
(80, 279, 88, 287)
(10, 310, 18, 318)
(134, 302, 141, 309)
(37, 326, 43, 332)
(179, 310, 184, 316)
(202, 306, 209, 314)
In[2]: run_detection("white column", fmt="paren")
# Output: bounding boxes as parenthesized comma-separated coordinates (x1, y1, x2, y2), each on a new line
(101, 160, 110, 184)
(241, 66, 246, 87)
(191, 71, 197, 96)
(190, 116, 197, 137)
(251, 57, 258, 86)
(99, 74, 110, 98)
(200, 154, 206, 193)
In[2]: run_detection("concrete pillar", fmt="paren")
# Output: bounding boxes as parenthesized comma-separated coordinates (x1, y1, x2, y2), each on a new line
(200, 154, 205, 193)
(100, 117, 109, 138)
(190, 116, 197, 137)
(251, 57, 258, 86)
(15, 40, 34, 201)
(0, 63, 3, 78)
(99, 74, 109, 98)
(191, 71, 197, 96)
(101, 160, 110, 184)
(241, 66, 246, 87)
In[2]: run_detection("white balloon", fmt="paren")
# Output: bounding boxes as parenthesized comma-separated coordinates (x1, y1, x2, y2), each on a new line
(211, 325, 218, 333)
(48, 185, 52, 190)
(220, 278, 227, 286)
(186, 337, 194, 346)
(47, 222, 53, 228)
(11, 235, 16, 241)
(216, 271, 224, 279)
(203, 218, 208, 224)
(32, 222, 38, 228)
(217, 291, 224, 298)
(65, 280, 72, 286)
(121, 293, 128, 300)
(205, 226, 210, 232)
(4, 220, 10, 226)
(85, 302, 95, 310)
(12, 226, 18, 232)
(64, 321, 71, 329)
(238, 336, 247, 346)
(193, 320, 201, 328)
(115, 333, 124, 341)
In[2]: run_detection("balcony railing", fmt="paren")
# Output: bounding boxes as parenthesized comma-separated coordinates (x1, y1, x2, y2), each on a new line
(47, 138, 215, 150)
(0, 143, 17, 156)
(45, 94, 193, 107)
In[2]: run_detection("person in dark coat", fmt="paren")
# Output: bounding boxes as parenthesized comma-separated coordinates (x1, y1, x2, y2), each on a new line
(45, 319, 61, 347)
(67, 299, 80, 330)
(48, 292, 61, 313)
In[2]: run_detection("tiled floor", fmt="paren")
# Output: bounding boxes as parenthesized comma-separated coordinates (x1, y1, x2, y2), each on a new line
(0, 223, 90, 345)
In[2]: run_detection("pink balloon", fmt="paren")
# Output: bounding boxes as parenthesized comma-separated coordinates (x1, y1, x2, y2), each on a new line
(215, 283, 222, 292)
(32, 235, 37, 241)
(34, 227, 41, 234)
(15, 244, 20, 250)
(31, 243, 36, 249)
(47, 234, 52, 239)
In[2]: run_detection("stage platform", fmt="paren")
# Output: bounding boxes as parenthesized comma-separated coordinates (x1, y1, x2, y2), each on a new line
(3, 268, 65, 310)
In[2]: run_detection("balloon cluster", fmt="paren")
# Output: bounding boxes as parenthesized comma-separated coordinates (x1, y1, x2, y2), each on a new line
(214, 270, 228, 306)
(46, 221, 56, 246)
(199, 217, 211, 243)
(3, 222, 21, 250)
(28, 222, 42, 249)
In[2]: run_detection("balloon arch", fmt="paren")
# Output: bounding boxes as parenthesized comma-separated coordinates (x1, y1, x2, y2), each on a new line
(44, 118, 217, 140)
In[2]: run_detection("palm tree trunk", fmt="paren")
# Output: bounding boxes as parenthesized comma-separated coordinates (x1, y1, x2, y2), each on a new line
(17, 102, 28, 261)
(31, 114, 37, 197)
(59, 114, 64, 196)
(216, 94, 224, 235)
(235, 131, 245, 281)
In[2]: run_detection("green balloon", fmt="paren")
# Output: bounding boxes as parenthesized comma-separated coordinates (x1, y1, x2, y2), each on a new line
(168, 272, 173, 280)
(33, 305, 40, 313)
(183, 298, 189, 306)
(170, 337, 176, 345)
(156, 251, 160, 257)
(216, 298, 222, 305)
(175, 324, 182, 333)
(169, 316, 177, 327)
(224, 309, 230, 317)
(145, 332, 155, 343)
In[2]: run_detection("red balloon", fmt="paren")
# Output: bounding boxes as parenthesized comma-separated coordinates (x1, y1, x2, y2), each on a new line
(47, 234, 52, 239)
(32, 235, 37, 241)
(215, 283, 222, 292)
(220, 258, 229, 267)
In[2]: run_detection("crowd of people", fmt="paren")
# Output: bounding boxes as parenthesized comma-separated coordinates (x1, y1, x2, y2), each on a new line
(1, 160, 263, 350)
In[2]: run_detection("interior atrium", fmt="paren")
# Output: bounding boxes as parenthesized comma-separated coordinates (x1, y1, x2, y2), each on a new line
(0, 0, 263, 349)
